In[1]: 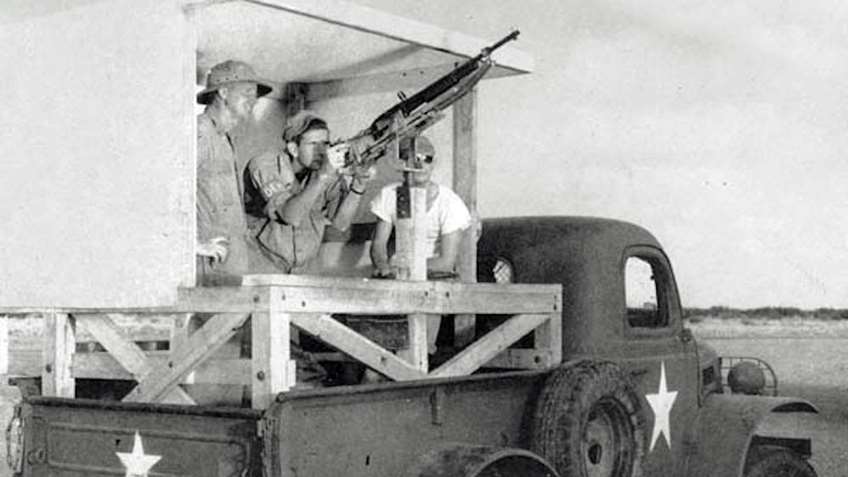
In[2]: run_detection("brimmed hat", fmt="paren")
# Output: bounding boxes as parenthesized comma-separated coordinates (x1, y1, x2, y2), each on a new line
(283, 110, 328, 142)
(197, 60, 273, 105)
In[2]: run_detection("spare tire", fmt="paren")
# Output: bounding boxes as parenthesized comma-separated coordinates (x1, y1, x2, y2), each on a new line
(531, 360, 645, 477)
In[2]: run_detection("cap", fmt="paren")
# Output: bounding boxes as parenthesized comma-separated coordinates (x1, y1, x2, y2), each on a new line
(412, 135, 436, 157)
(283, 110, 327, 143)
(197, 60, 273, 105)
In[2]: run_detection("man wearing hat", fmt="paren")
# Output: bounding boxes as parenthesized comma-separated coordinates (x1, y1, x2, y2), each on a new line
(367, 135, 471, 359)
(244, 110, 375, 273)
(369, 135, 471, 281)
(195, 59, 272, 284)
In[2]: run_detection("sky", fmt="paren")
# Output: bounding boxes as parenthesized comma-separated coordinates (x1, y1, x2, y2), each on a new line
(354, 0, 848, 308)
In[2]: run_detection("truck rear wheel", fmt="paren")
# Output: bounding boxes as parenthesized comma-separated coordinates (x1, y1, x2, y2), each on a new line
(531, 361, 645, 477)
(744, 447, 817, 477)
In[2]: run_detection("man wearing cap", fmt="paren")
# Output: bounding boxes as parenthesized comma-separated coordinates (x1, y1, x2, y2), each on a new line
(195, 59, 272, 285)
(369, 135, 471, 280)
(244, 110, 375, 274)
(368, 135, 471, 358)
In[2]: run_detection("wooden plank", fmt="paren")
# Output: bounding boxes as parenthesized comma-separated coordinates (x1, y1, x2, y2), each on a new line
(0, 316, 7, 376)
(251, 293, 292, 409)
(42, 313, 75, 398)
(239, 0, 534, 74)
(404, 314, 428, 372)
(430, 314, 551, 378)
(533, 310, 563, 368)
(75, 314, 195, 405)
(122, 312, 250, 403)
(175, 286, 271, 313)
(452, 89, 478, 348)
(200, 282, 562, 315)
(398, 185, 429, 370)
(244, 274, 558, 293)
(290, 313, 426, 381)
(73, 353, 252, 384)
(76, 315, 150, 377)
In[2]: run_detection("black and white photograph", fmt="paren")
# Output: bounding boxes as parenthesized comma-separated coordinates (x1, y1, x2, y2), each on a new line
(0, 1, 846, 476)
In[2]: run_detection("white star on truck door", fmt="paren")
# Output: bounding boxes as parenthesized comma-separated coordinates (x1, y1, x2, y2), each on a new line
(116, 431, 161, 477)
(645, 361, 678, 452)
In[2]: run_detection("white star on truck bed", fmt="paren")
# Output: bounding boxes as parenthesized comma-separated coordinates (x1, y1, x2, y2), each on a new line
(646, 361, 678, 452)
(116, 431, 161, 477)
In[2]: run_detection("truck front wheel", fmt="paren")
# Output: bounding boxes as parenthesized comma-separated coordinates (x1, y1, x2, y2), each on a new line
(531, 361, 645, 477)
(744, 448, 817, 477)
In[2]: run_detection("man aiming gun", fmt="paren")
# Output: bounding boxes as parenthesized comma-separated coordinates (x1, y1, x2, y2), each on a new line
(245, 110, 376, 274)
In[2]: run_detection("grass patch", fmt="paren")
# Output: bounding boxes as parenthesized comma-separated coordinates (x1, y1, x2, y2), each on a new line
(684, 306, 848, 322)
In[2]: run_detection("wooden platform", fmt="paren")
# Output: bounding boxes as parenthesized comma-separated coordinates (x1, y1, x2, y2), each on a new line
(0, 275, 562, 409)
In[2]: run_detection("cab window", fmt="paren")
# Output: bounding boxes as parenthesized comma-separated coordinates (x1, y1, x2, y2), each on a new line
(625, 256, 669, 329)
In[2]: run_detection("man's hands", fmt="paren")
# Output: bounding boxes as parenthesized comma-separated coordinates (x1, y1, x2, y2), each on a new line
(372, 264, 396, 279)
(196, 236, 229, 263)
(318, 143, 349, 179)
(349, 164, 377, 193)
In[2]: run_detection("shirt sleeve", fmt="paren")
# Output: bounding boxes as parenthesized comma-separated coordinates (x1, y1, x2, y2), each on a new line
(369, 184, 397, 223)
(440, 188, 472, 235)
(195, 129, 216, 242)
(248, 151, 296, 218)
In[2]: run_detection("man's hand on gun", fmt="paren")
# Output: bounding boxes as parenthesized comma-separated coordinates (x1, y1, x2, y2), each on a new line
(318, 142, 349, 179)
(347, 162, 377, 193)
(324, 138, 378, 192)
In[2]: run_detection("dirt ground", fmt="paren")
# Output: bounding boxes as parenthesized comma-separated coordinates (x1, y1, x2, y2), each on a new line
(694, 320, 848, 477)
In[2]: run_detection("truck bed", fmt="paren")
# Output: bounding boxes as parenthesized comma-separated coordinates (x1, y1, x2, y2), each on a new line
(17, 370, 549, 477)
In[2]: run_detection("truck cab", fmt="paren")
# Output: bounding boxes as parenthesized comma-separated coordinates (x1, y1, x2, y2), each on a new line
(476, 216, 818, 477)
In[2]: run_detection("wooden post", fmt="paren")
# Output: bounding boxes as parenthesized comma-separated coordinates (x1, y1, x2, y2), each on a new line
(283, 82, 309, 117)
(42, 313, 75, 398)
(251, 291, 291, 409)
(0, 315, 7, 378)
(394, 131, 430, 373)
(453, 90, 478, 347)
(396, 185, 429, 372)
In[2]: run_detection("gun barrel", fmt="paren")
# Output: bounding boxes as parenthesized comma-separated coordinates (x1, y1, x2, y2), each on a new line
(484, 30, 520, 56)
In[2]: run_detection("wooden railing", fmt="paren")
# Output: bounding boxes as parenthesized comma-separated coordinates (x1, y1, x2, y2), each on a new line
(1, 275, 562, 409)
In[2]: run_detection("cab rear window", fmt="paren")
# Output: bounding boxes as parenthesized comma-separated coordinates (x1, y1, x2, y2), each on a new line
(625, 256, 669, 329)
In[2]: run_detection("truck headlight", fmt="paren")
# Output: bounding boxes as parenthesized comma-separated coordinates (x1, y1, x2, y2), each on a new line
(727, 361, 766, 395)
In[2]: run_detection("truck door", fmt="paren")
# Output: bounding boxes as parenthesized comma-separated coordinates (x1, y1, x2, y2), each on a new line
(615, 246, 699, 476)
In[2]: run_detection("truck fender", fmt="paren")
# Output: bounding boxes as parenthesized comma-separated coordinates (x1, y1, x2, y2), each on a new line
(684, 394, 817, 477)
(405, 444, 560, 477)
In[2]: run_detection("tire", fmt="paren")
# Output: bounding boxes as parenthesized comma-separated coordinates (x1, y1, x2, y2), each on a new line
(530, 361, 645, 477)
(745, 447, 817, 477)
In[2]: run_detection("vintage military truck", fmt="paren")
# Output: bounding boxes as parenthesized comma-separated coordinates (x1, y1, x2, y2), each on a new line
(0, 1, 820, 476)
(3, 216, 819, 477)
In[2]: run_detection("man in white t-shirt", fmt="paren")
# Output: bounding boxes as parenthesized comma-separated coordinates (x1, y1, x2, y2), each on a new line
(369, 135, 472, 279)
(367, 136, 471, 358)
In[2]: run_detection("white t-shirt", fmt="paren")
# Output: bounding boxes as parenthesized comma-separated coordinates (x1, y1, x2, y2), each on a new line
(370, 182, 471, 258)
